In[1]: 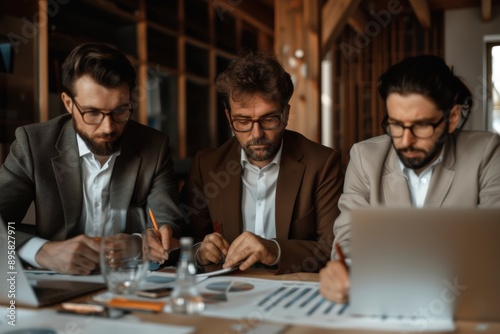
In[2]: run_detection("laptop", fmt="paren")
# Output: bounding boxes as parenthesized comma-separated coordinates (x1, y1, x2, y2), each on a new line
(0, 218, 106, 307)
(349, 208, 500, 322)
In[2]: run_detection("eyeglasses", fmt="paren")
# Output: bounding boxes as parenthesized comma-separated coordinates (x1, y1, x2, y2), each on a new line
(381, 115, 446, 139)
(71, 98, 132, 125)
(230, 114, 282, 133)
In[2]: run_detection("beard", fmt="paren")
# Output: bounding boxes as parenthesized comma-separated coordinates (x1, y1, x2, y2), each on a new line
(243, 136, 282, 162)
(395, 130, 448, 170)
(73, 118, 122, 156)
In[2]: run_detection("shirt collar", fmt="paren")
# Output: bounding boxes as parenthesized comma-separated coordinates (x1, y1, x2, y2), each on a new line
(77, 133, 92, 158)
(240, 139, 284, 170)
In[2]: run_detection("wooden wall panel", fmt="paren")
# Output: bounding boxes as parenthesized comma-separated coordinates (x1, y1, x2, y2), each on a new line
(328, 12, 444, 169)
(275, 0, 321, 142)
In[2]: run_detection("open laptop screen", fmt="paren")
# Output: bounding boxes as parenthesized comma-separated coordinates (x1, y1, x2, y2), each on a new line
(0, 218, 105, 307)
(349, 208, 500, 322)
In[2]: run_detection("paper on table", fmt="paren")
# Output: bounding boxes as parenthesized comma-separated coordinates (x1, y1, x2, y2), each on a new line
(0, 309, 194, 334)
(193, 276, 455, 332)
(145, 271, 208, 286)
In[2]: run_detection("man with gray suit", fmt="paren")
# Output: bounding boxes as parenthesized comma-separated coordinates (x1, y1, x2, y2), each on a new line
(0, 43, 184, 274)
(320, 55, 500, 303)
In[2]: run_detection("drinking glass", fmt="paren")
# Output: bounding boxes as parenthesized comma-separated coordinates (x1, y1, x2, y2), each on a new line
(100, 207, 149, 295)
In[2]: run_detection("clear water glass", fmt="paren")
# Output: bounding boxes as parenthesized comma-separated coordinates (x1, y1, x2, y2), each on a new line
(99, 207, 149, 295)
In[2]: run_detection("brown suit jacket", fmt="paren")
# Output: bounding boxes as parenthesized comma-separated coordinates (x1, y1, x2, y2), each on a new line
(180, 130, 344, 273)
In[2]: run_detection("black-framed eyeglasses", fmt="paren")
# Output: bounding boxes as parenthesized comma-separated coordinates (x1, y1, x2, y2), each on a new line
(381, 115, 446, 139)
(230, 114, 283, 133)
(71, 97, 132, 125)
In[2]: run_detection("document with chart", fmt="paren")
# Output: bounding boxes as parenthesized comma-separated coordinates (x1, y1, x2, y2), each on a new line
(197, 276, 454, 331)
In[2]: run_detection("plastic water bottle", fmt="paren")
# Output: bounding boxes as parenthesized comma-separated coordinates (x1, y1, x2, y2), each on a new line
(170, 237, 205, 314)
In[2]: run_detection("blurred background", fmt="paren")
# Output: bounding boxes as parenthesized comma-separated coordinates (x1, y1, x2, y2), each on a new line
(1, 0, 500, 178)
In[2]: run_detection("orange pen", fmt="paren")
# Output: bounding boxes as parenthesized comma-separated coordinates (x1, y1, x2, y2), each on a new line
(148, 208, 161, 241)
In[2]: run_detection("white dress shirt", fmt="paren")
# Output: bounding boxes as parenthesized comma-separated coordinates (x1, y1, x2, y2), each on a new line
(399, 147, 445, 207)
(77, 135, 120, 236)
(240, 142, 283, 264)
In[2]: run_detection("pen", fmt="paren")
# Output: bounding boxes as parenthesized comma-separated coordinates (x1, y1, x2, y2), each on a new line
(108, 297, 166, 313)
(148, 208, 163, 270)
(334, 243, 348, 271)
(148, 208, 161, 240)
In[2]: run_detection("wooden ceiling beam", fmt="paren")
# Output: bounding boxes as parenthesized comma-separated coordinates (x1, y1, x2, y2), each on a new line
(482, 0, 492, 22)
(213, 0, 274, 35)
(409, 0, 431, 29)
(322, 0, 362, 57)
(347, 7, 368, 35)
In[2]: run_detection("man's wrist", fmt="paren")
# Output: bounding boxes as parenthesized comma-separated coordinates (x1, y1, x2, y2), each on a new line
(19, 237, 49, 268)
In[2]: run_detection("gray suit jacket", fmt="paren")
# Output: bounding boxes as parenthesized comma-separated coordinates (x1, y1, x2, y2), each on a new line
(0, 114, 184, 246)
(333, 131, 500, 257)
(181, 130, 344, 274)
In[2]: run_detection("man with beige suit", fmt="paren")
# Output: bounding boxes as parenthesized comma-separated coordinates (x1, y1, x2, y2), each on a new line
(180, 52, 344, 274)
(320, 55, 500, 303)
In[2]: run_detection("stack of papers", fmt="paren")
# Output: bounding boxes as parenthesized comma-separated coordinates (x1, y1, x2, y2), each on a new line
(194, 276, 455, 332)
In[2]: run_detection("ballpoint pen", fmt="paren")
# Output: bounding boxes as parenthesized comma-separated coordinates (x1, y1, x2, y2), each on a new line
(148, 208, 181, 252)
(148, 208, 162, 270)
(148, 208, 162, 239)
(334, 243, 349, 271)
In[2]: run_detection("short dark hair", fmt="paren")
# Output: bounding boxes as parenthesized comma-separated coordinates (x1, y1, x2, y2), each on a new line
(61, 42, 136, 97)
(378, 55, 473, 126)
(215, 51, 294, 112)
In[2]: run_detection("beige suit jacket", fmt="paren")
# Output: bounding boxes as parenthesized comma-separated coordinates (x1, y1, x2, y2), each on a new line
(333, 131, 500, 257)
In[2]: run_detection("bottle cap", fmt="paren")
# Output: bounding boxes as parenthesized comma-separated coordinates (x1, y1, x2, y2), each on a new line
(180, 237, 193, 247)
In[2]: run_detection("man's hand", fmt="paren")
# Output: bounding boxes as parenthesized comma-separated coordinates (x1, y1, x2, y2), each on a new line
(223, 232, 279, 271)
(319, 260, 350, 304)
(147, 224, 180, 263)
(35, 235, 100, 275)
(197, 233, 230, 265)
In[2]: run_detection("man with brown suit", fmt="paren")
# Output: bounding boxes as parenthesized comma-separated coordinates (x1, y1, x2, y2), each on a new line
(180, 52, 344, 274)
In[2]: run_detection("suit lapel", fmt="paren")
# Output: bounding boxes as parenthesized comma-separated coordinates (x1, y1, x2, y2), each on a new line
(52, 120, 82, 236)
(425, 141, 456, 207)
(381, 148, 412, 206)
(275, 133, 305, 239)
(110, 149, 141, 210)
(219, 140, 242, 242)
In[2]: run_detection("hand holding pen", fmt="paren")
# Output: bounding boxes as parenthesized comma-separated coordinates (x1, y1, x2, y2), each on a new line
(334, 243, 349, 271)
(319, 243, 350, 304)
(196, 220, 231, 266)
(147, 208, 179, 263)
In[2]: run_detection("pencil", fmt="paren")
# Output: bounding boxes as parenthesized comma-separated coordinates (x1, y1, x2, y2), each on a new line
(334, 243, 348, 271)
(148, 208, 161, 240)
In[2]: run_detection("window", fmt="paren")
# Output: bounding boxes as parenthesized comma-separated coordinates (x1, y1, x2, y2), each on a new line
(488, 44, 500, 134)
